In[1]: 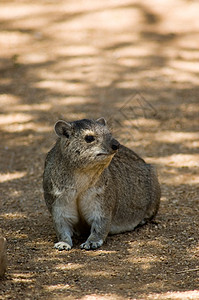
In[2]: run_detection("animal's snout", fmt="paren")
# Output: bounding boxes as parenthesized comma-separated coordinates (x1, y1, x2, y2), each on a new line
(111, 139, 120, 151)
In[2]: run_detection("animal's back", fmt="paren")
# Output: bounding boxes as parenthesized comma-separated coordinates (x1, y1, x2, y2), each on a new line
(105, 145, 160, 234)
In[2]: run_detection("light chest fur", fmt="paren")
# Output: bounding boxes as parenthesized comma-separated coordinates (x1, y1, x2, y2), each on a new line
(51, 181, 105, 230)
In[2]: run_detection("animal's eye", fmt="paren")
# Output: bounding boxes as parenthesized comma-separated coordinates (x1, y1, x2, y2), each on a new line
(85, 135, 95, 143)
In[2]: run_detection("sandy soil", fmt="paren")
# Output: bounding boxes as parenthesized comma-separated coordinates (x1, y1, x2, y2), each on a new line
(0, 0, 199, 299)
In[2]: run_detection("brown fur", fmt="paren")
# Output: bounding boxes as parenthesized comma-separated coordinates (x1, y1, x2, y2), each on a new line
(43, 118, 161, 250)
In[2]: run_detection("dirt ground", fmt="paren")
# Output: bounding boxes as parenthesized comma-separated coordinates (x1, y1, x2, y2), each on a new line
(0, 0, 199, 299)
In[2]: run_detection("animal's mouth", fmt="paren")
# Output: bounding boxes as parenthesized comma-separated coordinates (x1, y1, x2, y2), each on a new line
(96, 153, 109, 156)
(96, 151, 116, 157)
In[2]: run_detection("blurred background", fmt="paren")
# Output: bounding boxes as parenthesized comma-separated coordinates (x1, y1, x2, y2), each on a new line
(0, 0, 199, 299)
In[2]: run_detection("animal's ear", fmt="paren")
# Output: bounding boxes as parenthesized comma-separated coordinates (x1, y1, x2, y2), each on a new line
(54, 120, 72, 138)
(96, 117, 107, 126)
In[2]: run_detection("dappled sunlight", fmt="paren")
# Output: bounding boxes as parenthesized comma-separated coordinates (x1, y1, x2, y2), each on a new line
(123, 118, 160, 128)
(0, 94, 20, 107)
(190, 242, 199, 259)
(0, 113, 33, 125)
(45, 284, 70, 292)
(53, 96, 95, 106)
(50, 6, 141, 33)
(127, 257, 160, 272)
(36, 80, 87, 94)
(21, 53, 50, 65)
(86, 250, 117, 257)
(147, 153, 199, 185)
(1, 0, 199, 299)
(0, 171, 26, 183)
(2, 120, 51, 133)
(0, 212, 27, 220)
(81, 295, 122, 300)
(155, 131, 199, 144)
(148, 290, 199, 300)
(55, 263, 83, 271)
(0, 3, 48, 20)
(150, 154, 199, 168)
(12, 103, 52, 112)
(171, 59, 199, 73)
(54, 46, 98, 58)
(12, 272, 34, 284)
(83, 269, 116, 279)
(0, 30, 31, 48)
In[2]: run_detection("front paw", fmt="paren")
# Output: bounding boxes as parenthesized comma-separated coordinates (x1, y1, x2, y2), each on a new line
(54, 241, 71, 251)
(80, 239, 103, 250)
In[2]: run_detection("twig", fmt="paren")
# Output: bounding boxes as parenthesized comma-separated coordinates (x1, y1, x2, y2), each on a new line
(176, 267, 199, 274)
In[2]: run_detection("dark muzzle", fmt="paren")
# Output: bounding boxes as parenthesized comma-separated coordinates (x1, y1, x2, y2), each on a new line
(111, 139, 120, 151)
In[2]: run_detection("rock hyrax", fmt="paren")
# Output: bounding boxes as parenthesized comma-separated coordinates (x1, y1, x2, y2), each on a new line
(43, 118, 161, 250)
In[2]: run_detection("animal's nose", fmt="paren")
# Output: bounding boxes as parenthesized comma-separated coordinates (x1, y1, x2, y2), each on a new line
(111, 139, 120, 151)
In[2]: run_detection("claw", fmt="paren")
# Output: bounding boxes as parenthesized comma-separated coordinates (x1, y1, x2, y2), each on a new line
(80, 239, 103, 250)
(54, 241, 71, 251)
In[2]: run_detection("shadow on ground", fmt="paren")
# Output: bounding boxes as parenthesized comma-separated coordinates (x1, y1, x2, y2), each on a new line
(0, 0, 199, 299)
